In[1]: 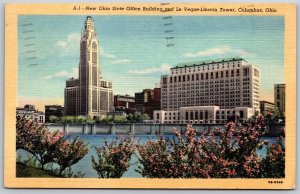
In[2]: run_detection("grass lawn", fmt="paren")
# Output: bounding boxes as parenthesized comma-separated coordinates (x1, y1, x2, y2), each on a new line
(16, 162, 61, 178)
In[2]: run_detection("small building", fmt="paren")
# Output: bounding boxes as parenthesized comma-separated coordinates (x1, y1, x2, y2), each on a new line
(16, 104, 45, 123)
(135, 88, 161, 119)
(114, 94, 136, 114)
(45, 105, 64, 123)
(274, 84, 285, 113)
(153, 106, 253, 124)
(259, 100, 275, 113)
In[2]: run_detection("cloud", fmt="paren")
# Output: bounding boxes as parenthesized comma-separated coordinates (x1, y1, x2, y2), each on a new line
(109, 59, 131, 64)
(183, 46, 254, 58)
(128, 63, 171, 74)
(42, 67, 78, 80)
(56, 33, 81, 51)
(100, 48, 131, 64)
(100, 49, 116, 59)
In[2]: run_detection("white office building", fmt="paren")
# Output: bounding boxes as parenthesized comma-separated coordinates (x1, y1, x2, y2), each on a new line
(155, 57, 260, 124)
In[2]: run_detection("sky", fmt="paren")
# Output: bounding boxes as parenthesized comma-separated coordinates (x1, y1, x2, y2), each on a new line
(18, 15, 284, 111)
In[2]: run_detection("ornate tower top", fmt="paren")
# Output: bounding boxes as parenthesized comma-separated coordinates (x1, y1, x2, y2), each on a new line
(81, 16, 96, 40)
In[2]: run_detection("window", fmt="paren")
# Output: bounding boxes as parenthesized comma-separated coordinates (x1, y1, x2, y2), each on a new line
(231, 70, 234, 77)
(226, 70, 229, 77)
(170, 77, 172, 83)
(211, 72, 214, 79)
(243, 68, 249, 76)
(216, 72, 218, 78)
(221, 71, 224, 78)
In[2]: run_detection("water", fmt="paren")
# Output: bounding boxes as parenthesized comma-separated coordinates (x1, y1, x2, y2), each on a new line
(17, 134, 282, 178)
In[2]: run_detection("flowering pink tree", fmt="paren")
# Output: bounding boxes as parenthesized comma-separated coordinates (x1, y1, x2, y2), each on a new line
(91, 136, 135, 178)
(54, 137, 89, 176)
(137, 115, 285, 178)
(17, 115, 89, 176)
(261, 136, 285, 177)
(16, 115, 64, 169)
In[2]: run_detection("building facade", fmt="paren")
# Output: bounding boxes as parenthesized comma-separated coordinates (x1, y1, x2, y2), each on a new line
(16, 104, 45, 123)
(45, 105, 64, 123)
(64, 16, 114, 118)
(135, 88, 161, 119)
(154, 106, 253, 124)
(274, 84, 285, 113)
(114, 94, 136, 114)
(160, 57, 260, 112)
(259, 100, 275, 113)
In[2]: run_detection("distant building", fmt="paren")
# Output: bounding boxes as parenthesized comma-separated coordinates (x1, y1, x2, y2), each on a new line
(259, 100, 275, 113)
(274, 84, 285, 113)
(135, 88, 161, 119)
(64, 16, 114, 118)
(114, 94, 136, 114)
(154, 106, 253, 124)
(45, 105, 64, 123)
(16, 104, 45, 123)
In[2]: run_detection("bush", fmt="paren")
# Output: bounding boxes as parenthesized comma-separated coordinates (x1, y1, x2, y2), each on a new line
(261, 136, 285, 178)
(91, 136, 135, 178)
(136, 115, 285, 178)
(54, 137, 89, 176)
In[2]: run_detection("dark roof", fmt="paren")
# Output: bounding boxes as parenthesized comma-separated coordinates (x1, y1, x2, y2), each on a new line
(171, 57, 246, 69)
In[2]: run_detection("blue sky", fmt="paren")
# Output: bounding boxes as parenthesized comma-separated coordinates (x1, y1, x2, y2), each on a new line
(18, 15, 284, 110)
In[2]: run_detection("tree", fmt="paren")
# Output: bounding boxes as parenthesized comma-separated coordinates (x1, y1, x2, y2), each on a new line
(91, 136, 135, 178)
(17, 115, 89, 176)
(49, 115, 60, 123)
(142, 113, 150, 121)
(136, 115, 285, 178)
(54, 137, 89, 176)
(16, 115, 64, 169)
(113, 115, 127, 123)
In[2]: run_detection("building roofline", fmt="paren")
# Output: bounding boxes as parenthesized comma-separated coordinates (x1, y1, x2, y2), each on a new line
(171, 57, 247, 69)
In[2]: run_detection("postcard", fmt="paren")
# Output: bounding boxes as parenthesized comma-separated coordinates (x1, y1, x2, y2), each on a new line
(4, 3, 296, 189)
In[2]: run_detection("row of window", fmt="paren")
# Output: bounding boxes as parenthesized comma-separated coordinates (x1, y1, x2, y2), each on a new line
(167, 68, 250, 84)
(171, 61, 243, 75)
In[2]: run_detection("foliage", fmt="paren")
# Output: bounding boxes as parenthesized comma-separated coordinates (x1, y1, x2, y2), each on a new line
(49, 115, 60, 123)
(263, 108, 285, 124)
(126, 112, 150, 123)
(16, 115, 89, 176)
(17, 115, 64, 169)
(54, 137, 89, 176)
(91, 136, 135, 178)
(136, 115, 285, 178)
(261, 136, 285, 178)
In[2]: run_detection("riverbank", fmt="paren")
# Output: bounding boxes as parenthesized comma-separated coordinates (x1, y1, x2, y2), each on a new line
(45, 123, 285, 137)
(16, 162, 60, 178)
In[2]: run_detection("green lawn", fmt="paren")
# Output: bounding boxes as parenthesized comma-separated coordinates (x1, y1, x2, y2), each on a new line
(16, 162, 61, 178)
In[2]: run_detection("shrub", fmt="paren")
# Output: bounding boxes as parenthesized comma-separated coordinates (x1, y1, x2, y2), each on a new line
(136, 115, 285, 178)
(54, 137, 89, 176)
(261, 136, 285, 178)
(91, 136, 135, 178)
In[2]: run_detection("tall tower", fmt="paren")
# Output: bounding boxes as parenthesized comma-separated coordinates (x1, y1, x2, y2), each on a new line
(64, 16, 113, 118)
(79, 16, 100, 117)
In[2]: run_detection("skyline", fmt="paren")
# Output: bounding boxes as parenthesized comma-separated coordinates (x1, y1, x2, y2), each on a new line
(18, 15, 284, 111)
